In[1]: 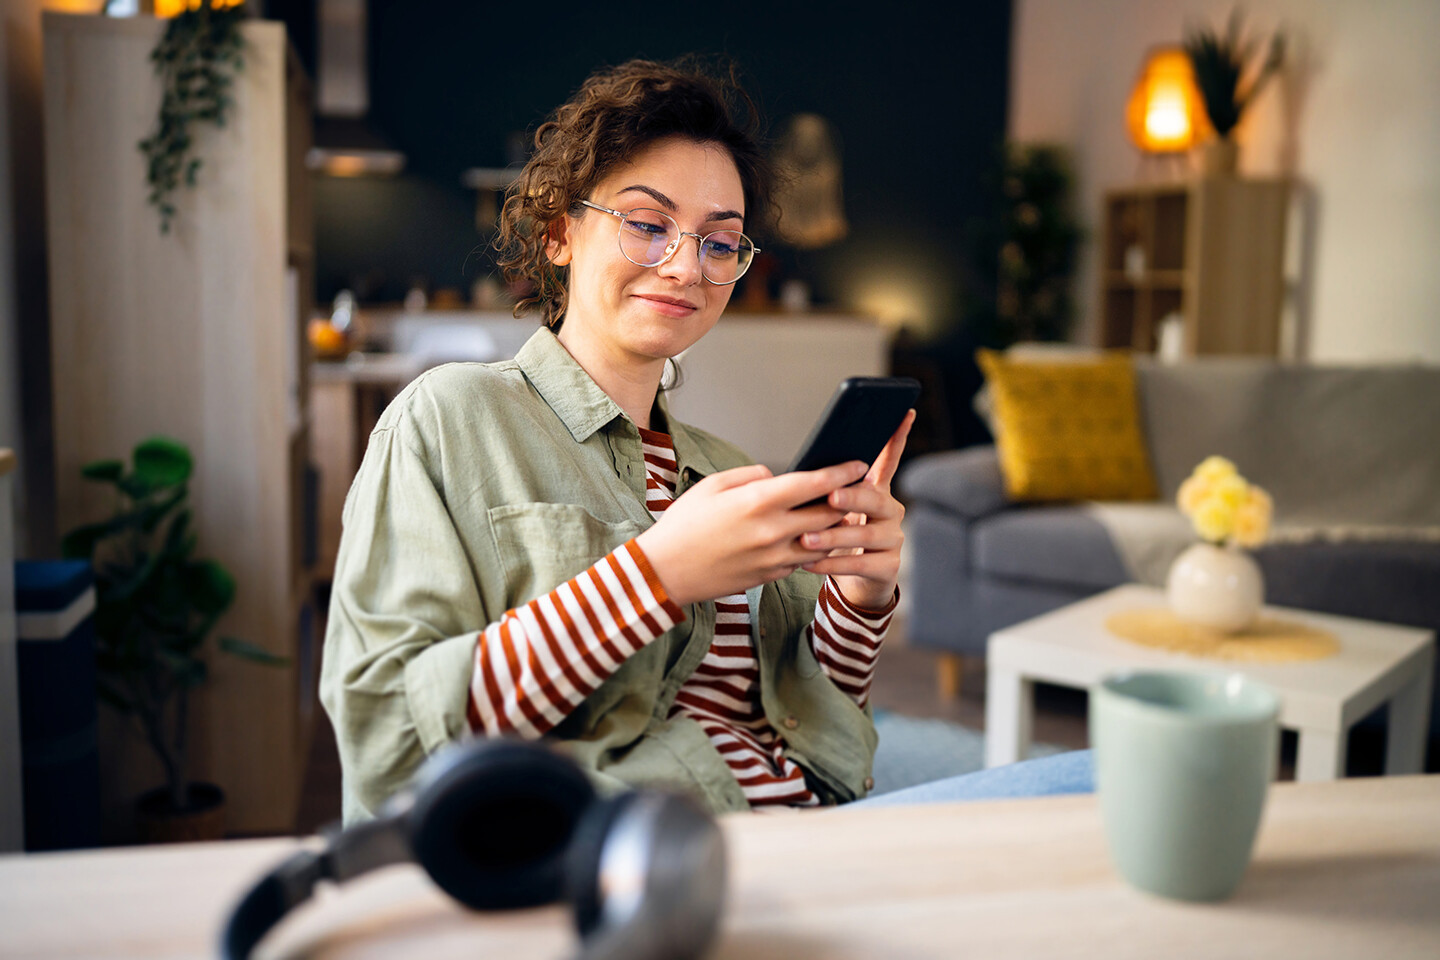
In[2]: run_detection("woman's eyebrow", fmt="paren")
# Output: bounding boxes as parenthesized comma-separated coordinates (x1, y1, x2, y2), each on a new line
(616, 184, 744, 224)
(617, 184, 677, 210)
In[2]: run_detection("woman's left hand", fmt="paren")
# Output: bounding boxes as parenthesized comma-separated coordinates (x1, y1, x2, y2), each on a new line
(798, 410, 915, 610)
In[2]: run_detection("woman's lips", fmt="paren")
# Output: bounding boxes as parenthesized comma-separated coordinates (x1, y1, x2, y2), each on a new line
(634, 293, 699, 318)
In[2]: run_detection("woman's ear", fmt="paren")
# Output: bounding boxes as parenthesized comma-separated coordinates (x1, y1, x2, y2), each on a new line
(545, 218, 573, 267)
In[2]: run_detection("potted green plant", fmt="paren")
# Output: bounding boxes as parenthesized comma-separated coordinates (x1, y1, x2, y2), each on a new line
(61, 436, 284, 843)
(1183, 9, 1285, 175)
(994, 143, 1081, 345)
(131, 0, 249, 233)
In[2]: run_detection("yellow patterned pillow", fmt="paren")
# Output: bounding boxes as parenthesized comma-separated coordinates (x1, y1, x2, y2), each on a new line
(976, 348, 1157, 502)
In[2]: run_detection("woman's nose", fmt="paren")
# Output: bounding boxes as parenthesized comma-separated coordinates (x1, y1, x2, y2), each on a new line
(655, 233, 704, 285)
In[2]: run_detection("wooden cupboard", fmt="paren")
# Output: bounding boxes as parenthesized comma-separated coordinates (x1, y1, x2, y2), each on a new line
(42, 12, 315, 836)
(1097, 178, 1289, 356)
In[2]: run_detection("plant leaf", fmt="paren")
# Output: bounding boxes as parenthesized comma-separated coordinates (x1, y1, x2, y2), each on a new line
(81, 459, 125, 483)
(134, 436, 193, 488)
(184, 559, 235, 617)
(61, 522, 114, 560)
(160, 648, 208, 687)
(61, 503, 151, 559)
(118, 472, 156, 500)
(219, 636, 290, 667)
(108, 548, 163, 603)
(162, 507, 194, 558)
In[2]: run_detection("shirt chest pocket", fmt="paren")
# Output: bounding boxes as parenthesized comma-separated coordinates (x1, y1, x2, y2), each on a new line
(488, 502, 646, 608)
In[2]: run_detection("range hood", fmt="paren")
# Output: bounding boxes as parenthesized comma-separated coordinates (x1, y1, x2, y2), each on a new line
(306, 0, 405, 177)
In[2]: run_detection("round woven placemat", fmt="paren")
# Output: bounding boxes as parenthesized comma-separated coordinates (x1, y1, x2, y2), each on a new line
(1104, 607, 1340, 662)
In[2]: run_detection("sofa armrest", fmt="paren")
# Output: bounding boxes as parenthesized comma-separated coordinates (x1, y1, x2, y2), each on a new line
(897, 445, 1010, 520)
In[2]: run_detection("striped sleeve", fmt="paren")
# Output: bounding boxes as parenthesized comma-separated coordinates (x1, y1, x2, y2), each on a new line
(467, 538, 684, 739)
(807, 578, 898, 709)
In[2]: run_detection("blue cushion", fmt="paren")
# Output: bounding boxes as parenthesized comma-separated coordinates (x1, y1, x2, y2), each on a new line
(15, 560, 93, 612)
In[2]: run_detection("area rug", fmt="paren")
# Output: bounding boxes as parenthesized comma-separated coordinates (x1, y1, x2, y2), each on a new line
(871, 710, 1070, 797)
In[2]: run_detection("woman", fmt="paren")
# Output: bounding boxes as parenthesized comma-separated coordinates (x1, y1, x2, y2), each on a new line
(320, 59, 913, 823)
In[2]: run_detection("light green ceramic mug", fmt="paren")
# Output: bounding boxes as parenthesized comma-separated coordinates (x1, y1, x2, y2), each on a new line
(1090, 670, 1280, 902)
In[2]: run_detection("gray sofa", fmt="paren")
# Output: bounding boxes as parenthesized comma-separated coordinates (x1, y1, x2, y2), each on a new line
(897, 359, 1440, 741)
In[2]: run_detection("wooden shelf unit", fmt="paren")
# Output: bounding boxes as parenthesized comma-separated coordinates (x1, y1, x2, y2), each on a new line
(1097, 178, 1289, 355)
(42, 12, 316, 837)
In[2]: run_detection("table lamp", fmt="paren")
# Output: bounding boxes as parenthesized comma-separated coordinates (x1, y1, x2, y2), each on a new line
(1125, 46, 1206, 154)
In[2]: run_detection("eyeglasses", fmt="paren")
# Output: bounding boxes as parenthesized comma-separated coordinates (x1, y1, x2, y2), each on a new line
(578, 200, 760, 285)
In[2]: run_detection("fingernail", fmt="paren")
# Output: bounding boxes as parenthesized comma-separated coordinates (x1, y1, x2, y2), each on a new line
(802, 533, 818, 547)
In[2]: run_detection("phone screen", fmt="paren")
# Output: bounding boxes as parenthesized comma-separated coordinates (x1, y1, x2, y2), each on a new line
(786, 377, 920, 474)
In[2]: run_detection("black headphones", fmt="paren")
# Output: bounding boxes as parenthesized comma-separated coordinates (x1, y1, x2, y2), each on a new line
(221, 738, 728, 959)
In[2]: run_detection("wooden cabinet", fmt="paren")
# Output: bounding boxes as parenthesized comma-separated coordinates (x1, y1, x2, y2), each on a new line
(1097, 178, 1288, 355)
(42, 13, 315, 836)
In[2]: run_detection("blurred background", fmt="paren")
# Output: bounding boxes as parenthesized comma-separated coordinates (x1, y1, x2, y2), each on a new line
(1, 0, 1437, 847)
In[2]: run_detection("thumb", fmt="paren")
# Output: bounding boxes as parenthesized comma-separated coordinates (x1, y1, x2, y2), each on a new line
(866, 409, 917, 487)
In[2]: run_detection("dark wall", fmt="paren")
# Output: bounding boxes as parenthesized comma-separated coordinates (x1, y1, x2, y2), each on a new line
(288, 1, 1012, 335)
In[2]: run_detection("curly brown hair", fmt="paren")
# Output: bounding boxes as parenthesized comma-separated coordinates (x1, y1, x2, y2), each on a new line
(494, 57, 776, 329)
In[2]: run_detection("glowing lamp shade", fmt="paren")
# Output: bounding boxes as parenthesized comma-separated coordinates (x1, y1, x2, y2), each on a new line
(155, 0, 243, 17)
(1126, 47, 1206, 153)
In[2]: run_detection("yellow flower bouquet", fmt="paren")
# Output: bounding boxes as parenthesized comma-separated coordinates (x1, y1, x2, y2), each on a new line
(1167, 457, 1270, 633)
(1176, 456, 1272, 548)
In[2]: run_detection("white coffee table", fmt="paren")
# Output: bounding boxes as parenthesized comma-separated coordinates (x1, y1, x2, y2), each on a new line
(984, 584, 1435, 781)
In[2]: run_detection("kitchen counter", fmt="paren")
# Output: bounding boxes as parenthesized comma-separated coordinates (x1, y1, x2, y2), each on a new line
(310, 351, 428, 386)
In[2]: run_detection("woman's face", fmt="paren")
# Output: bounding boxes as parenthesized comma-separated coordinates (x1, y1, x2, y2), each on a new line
(550, 136, 746, 367)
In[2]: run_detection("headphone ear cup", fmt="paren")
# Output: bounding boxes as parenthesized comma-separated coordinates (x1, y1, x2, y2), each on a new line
(406, 739, 597, 911)
(565, 793, 639, 938)
(566, 792, 728, 960)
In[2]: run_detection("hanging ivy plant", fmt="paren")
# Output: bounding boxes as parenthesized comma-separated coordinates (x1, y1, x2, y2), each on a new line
(136, 2, 248, 234)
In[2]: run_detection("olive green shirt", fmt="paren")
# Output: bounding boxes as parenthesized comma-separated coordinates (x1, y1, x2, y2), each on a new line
(320, 327, 878, 823)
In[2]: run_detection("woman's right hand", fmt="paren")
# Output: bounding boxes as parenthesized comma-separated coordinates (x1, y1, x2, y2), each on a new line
(634, 460, 868, 607)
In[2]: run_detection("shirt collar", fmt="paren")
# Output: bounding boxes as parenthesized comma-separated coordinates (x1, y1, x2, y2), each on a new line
(515, 326, 625, 443)
(654, 391, 722, 482)
(515, 326, 724, 480)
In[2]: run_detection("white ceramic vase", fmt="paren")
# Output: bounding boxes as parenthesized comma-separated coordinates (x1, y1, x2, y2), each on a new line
(1166, 542, 1264, 634)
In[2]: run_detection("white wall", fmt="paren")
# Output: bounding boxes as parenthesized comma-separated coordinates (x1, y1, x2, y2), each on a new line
(1011, 0, 1440, 363)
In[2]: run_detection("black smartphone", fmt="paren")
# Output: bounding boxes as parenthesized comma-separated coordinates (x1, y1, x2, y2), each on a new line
(786, 376, 921, 475)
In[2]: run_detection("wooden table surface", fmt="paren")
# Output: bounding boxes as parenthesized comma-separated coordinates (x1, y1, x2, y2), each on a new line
(1, 776, 1437, 959)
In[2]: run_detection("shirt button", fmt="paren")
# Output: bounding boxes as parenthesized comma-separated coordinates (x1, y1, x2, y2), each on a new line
(864, 777, 875, 791)
(758, 627, 767, 640)
(783, 716, 799, 730)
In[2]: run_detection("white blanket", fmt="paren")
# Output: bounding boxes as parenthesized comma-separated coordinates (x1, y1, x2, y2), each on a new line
(1085, 502, 1440, 587)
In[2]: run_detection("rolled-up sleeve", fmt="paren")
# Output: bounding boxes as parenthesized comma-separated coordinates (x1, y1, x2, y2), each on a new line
(320, 417, 487, 823)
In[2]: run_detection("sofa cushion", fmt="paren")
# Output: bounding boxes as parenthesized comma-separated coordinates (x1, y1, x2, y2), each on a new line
(971, 506, 1131, 590)
(897, 446, 1009, 520)
(1136, 361, 1440, 527)
(977, 349, 1157, 503)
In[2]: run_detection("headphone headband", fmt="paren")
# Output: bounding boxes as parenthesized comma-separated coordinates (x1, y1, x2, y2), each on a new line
(220, 739, 726, 960)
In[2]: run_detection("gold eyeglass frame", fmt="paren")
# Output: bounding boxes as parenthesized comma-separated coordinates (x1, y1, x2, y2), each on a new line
(578, 199, 760, 285)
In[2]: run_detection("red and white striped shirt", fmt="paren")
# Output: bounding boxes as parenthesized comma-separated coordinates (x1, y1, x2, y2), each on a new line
(468, 427, 893, 807)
